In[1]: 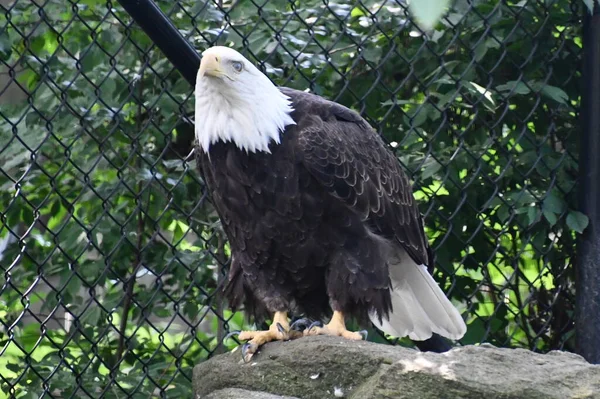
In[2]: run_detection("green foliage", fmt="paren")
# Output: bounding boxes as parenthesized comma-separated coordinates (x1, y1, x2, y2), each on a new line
(0, 0, 584, 397)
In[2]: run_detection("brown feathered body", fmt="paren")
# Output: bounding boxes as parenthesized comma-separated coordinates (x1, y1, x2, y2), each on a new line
(197, 88, 432, 324)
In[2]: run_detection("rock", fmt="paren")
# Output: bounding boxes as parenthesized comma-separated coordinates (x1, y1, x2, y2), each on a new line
(204, 388, 299, 399)
(193, 336, 600, 399)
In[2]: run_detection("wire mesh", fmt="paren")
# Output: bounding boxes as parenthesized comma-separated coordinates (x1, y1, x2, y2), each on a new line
(0, 0, 584, 397)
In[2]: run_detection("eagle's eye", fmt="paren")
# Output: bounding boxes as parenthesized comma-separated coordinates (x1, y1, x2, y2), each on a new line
(231, 61, 244, 73)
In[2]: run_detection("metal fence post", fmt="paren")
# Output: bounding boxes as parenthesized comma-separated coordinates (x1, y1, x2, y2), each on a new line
(577, 4, 600, 365)
(116, 0, 201, 85)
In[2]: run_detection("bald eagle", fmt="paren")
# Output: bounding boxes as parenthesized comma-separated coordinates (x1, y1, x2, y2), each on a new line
(195, 46, 466, 361)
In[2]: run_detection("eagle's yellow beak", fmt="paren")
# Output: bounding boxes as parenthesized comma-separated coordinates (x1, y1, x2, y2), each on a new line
(199, 54, 224, 78)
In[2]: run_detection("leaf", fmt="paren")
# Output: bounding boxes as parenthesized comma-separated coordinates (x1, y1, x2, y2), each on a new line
(6, 363, 21, 373)
(566, 211, 589, 234)
(65, 274, 82, 298)
(540, 85, 569, 105)
(496, 81, 531, 95)
(527, 206, 541, 226)
(498, 205, 510, 223)
(351, 7, 365, 17)
(0, 34, 12, 60)
(420, 158, 442, 180)
(381, 99, 416, 107)
(408, 0, 451, 30)
(362, 46, 382, 63)
(542, 192, 565, 214)
(473, 41, 488, 62)
(467, 81, 495, 110)
(410, 106, 429, 127)
(460, 318, 484, 345)
(543, 209, 558, 226)
(79, 305, 102, 326)
(183, 301, 198, 319)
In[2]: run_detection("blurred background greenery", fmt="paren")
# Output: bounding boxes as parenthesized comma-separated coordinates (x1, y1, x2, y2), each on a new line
(0, 0, 586, 397)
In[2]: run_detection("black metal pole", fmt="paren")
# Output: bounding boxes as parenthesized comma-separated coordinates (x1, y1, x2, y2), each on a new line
(577, 5, 600, 365)
(116, 0, 201, 86)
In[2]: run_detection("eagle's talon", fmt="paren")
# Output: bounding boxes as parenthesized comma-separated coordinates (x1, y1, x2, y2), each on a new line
(224, 330, 241, 342)
(290, 318, 312, 331)
(276, 322, 286, 335)
(304, 311, 366, 340)
(358, 330, 368, 340)
(241, 342, 257, 363)
(235, 311, 304, 360)
(307, 320, 323, 334)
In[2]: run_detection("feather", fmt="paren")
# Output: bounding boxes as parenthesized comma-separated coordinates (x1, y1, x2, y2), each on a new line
(370, 248, 467, 341)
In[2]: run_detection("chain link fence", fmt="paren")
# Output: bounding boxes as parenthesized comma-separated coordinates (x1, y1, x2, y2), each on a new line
(0, 0, 586, 397)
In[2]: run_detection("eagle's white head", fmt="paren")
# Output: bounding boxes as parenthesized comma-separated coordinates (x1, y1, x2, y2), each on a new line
(194, 46, 296, 153)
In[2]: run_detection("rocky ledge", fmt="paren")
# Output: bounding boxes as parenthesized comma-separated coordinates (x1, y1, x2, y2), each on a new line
(193, 336, 600, 399)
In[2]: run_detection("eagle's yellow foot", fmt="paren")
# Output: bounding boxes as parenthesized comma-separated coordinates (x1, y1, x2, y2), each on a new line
(237, 311, 301, 362)
(304, 311, 368, 340)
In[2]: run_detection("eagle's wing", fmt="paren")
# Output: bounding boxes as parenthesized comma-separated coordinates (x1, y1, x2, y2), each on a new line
(287, 89, 466, 341)
(289, 89, 432, 267)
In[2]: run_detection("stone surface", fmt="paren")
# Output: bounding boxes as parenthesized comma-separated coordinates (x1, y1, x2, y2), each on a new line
(193, 336, 600, 399)
(204, 388, 299, 399)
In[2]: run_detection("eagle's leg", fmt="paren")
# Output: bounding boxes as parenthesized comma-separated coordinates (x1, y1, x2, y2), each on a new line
(238, 311, 301, 362)
(304, 311, 367, 340)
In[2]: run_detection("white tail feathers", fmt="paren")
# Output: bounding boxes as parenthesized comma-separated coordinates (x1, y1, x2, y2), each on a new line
(369, 250, 467, 341)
